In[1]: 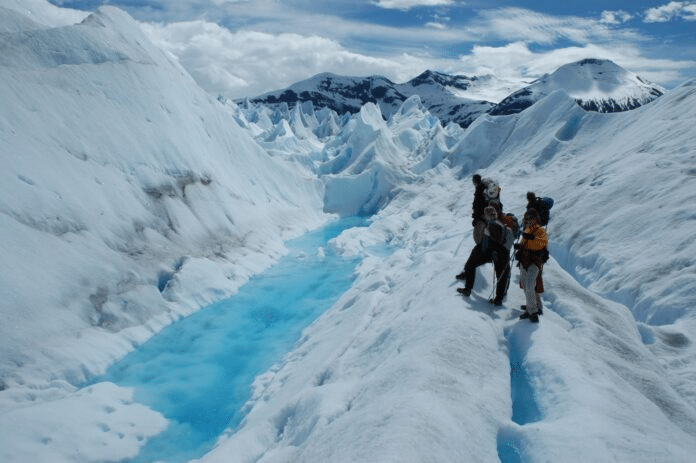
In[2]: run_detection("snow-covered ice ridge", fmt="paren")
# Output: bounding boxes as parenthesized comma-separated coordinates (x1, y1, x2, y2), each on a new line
(1, 3, 695, 462)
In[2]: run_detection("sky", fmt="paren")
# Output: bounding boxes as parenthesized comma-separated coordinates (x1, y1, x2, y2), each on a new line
(45, 0, 696, 98)
(2, 6, 696, 462)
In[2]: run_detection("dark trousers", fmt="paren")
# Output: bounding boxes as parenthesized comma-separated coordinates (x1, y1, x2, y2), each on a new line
(462, 243, 511, 302)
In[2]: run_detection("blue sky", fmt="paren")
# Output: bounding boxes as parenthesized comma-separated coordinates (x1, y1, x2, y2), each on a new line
(48, 0, 696, 99)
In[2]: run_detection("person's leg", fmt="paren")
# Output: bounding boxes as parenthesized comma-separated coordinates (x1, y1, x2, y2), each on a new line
(521, 265, 540, 318)
(519, 265, 529, 309)
(473, 220, 486, 244)
(535, 267, 544, 314)
(460, 245, 487, 294)
(493, 252, 510, 304)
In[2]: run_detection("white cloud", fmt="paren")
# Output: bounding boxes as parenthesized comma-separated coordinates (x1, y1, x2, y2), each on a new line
(600, 10, 633, 25)
(460, 41, 693, 87)
(374, 0, 455, 11)
(135, 3, 694, 98)
(644, 1, 696, 22)
(425, 22, 448, 30)
(682, 3, 696, 19)
(142, 20, 427, 98)
(471, 8, 621, 46)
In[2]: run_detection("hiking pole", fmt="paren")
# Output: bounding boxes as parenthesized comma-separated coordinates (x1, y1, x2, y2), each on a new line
(504, 238, 520, 295)
(499, 236, 520, 298)
(488, 265, 497, 301)
(489, 252, 513, 302)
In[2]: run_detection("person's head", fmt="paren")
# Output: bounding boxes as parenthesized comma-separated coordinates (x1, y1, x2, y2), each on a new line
(473, 174, 482, 186)
(527, 192, 536, 203)
(524, 208, 540, 225)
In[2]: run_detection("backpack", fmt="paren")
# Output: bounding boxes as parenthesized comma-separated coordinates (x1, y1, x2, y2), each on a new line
(533, 197, 554, 226)
(501, 213, 520, 240)
(487, 219, 515, 251)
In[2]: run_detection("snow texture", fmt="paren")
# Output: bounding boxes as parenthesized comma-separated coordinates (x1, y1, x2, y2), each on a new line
(1, 2, 696, 463)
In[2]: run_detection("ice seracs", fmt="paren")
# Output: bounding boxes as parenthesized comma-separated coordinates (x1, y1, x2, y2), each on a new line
(2, 2, 696, 463)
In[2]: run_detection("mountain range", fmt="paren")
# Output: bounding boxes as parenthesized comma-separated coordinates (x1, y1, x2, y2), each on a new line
(3, 4, 696, 463)
(240, 59, 665, 127)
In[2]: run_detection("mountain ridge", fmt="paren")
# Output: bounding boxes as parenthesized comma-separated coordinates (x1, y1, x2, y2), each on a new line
(490, 58, 665, 115)
(239, 70, 496, 128)
(240, 59, 665, 127)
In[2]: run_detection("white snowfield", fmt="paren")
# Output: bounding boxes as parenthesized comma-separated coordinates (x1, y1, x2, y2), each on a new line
(1, 3, 695, 463)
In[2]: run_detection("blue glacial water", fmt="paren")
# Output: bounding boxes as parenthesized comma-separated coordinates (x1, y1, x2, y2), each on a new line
(507, 325, 542, 426)
(496, 428, 526, 463)
(497, 324, 541, 463)
(93, 216, 370, 463)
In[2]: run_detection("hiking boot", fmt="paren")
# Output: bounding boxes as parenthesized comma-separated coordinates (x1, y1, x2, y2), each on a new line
(529, 313, 540, 323)
(520, 305, 542, 315)
(455, 272, 466, 280)
(519, 312, 530, 320)
(457, 287, 472, 297)
(489, 298, 503, 307)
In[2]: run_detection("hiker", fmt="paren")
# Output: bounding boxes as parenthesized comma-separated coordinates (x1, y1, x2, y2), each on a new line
(526, 192, 553, 227)
(471, 175, 488, 244)
(456, 204, 513, 305)
(472, 174, 502, 244)
(514, 208, 548, 323)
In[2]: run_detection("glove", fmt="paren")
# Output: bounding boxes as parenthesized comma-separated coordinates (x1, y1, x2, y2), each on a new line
(522, 232, 534, 240)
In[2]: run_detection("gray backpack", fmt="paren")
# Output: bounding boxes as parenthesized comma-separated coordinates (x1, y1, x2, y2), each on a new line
(487, 219, 514, 251)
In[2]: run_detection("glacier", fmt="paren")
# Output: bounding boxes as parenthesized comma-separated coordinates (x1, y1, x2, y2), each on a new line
(1, 4, 696, 463)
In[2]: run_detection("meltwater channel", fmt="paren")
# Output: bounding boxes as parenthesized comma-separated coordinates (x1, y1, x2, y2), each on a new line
(92, 216, 371, 463)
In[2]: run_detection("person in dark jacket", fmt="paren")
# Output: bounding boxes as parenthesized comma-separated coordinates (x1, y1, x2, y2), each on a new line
(471, 174, 488, 244)
(515, 208, 548, 322)
(525, 192, 537, 213)
(526, 191, 552, 227)
(457, 205, 512, 305)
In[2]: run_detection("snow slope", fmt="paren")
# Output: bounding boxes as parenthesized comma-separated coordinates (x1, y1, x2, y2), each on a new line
(197, 81, 696, 463)
(0, 5, 325, 391)
(2, 2, 696, 462)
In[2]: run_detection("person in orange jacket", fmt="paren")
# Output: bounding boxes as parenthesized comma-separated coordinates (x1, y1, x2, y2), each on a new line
(514, 208, 548, 322)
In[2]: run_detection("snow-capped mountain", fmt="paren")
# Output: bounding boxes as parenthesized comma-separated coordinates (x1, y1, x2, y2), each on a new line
(240, 70, 495, 128)
(2, 3, 696, 463)
(242, 60, 664, 127)
(489, 58, 665, 115)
